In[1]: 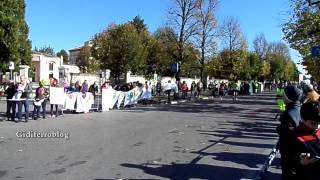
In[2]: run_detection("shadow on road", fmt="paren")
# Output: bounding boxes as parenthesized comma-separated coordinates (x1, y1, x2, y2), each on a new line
(120, 162, 245, 180)
(101, 91, 282, 179)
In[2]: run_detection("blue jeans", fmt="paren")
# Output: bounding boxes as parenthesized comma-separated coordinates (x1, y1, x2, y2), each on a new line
(17, 100, 29, 121)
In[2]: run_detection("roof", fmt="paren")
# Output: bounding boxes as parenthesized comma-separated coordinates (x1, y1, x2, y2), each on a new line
(32, 51, 57, 58)
(69, 47, 84, 52)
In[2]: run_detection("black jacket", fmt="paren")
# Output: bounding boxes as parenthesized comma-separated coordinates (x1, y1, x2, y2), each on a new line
(5, 85, 16, 99)
(289, 123, 320, 180)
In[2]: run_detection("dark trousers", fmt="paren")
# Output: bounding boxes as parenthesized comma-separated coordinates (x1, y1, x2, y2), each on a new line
(17, 100, 29, 121)
(33, 100, 46, 119)
(6, 100, 16, 121)
(50, 104, 58, 116)
(182, 91, 188, 99)
(165, 90, 171, 102)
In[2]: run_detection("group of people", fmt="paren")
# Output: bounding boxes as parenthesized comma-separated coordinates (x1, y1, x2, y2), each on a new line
(4, 76, 63, 122)
(64, 79, 99, 95)
(277, 82, 320, 179)
(4, 76, 102, 122)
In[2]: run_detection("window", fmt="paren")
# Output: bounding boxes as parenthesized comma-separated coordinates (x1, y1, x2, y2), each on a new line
(49, 63, 54, 71)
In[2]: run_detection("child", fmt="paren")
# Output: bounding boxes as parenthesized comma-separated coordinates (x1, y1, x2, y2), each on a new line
(33, 82, 47, 120)
(290, 101, 320, 179)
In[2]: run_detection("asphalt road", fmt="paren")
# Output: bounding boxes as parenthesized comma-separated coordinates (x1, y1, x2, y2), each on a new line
(0, 92, 281, 180)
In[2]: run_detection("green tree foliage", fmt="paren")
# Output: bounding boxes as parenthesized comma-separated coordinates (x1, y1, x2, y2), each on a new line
(130, 16, 148, 34)
(77, 45, 100, 73)
(36, 46, 55, 56)
(282, 0, 320, 80)
(56, 49, 69, 64)
(207, 49, 247, 80)
(240, 53, 262, 81)
(0, 0, 32, 71)
(91, 23, 145, 80)
(154, 26, 179, 76)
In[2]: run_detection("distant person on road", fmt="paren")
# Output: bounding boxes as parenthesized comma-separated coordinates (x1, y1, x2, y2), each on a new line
(231, 80, 239, 102)
(276, 85, 302, 180)
(190, 81, 197, 100)
(164, 80, 172, 103)
(208, 81, 215, 99)
(156, 81, 162, 96)
(181, 81, 188, 99)
(219, 82, 225, 102)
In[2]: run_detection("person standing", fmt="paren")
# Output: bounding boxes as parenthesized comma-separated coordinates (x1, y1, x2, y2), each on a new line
(49, 77, 59, 118)
(156, 81, 162, 96)
(276, 85, 302, 180)
(219, 82, 225, 102)
(89, 81, 99, 96)
(16, 75, 32, 122)
(190, 81, 197, 100)
(164, 80, 172, 103)
(4, 81, 16, 121)
(33, 82, 47, 120)
(181, 81, 188, 99)
(80, 80, 89, 93)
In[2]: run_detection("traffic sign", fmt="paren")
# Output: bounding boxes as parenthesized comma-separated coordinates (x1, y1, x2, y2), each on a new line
(151, 64, 157, 71)
(170, 63, 178, 73)
(8, 61, 14, 70)
(311, 45, 320, 58)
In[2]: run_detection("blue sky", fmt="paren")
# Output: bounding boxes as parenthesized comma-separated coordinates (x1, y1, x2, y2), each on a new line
(25, 0, 300, 62)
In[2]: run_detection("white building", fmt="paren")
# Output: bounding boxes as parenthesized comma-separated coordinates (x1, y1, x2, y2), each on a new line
(32, 52, 63, 82)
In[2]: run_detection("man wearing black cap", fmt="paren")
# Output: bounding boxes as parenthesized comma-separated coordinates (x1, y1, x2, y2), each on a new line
(276, 85, 302, 180)
(290, 101, 320, 180)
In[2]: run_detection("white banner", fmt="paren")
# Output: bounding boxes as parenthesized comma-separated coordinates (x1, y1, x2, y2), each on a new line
(49, 87, 65, 105)
(65, 93, 77, 110)
(101, 86, 150, 111)
(76, 92, 94, 113)
(102, 88, 116, 111)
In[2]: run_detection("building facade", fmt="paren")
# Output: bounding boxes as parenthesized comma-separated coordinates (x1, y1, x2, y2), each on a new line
(32, 52, 63, 82)
(68, 47, 82, 65)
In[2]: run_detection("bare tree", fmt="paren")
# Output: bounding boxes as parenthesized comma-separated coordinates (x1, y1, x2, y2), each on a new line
(194, 0, 219, 81)
(268, 42, 290, 59)
(220, 17, 244, 51)
(253, 33, 268, 59)
(168, 0, 198, 67)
